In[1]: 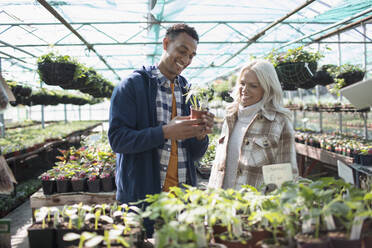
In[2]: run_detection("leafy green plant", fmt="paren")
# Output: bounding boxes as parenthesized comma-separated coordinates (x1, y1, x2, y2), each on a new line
(185, 85, 214, 110)
(265, 46, 324, 67)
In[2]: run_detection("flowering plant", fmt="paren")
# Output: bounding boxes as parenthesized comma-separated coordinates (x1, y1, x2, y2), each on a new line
(88, 174, 98, 182)
(39, 172, 53, 181)
(99, 171, 111, 179)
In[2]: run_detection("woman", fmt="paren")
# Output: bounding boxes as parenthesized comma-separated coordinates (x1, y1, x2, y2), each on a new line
(208, 60, 298, 189)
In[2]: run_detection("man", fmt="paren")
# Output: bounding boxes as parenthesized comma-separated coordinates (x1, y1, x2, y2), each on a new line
(108, 23, 214, 212)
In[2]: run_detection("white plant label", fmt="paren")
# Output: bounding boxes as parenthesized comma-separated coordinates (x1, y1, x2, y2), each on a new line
(337, 160, 354, 185)
(350, 216, 365, 240)
(324, 215, 336, 231)
(262, 163, 293, 187)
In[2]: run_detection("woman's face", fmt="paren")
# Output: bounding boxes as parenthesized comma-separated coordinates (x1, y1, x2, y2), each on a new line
(239, 69, 264, 107)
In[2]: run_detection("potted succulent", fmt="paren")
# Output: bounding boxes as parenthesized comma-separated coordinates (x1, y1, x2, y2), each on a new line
(185, 85, 214, 119)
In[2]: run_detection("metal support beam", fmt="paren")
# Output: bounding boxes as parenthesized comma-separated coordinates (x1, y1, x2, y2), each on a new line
(216, 0, 317, 68)
(0, 57, 4, 138)
(337, 33, 342, 134)
(0, 20, 342, 26)
(312, 15, 372, 42)
(277, 7, 372, 50)
(0, 39, 36, 57)
(4, 40, 372, 48)
(36, 0, 121, 81)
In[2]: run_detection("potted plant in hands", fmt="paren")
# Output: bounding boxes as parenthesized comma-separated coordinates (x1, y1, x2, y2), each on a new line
(185, 85, 214, 119)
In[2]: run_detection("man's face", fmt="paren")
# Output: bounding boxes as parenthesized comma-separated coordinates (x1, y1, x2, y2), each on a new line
(160, 32, 197, 80)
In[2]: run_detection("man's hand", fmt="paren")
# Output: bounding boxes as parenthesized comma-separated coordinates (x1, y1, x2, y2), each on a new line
(196, 111, 215, 140)
(163, 116, 205, 140)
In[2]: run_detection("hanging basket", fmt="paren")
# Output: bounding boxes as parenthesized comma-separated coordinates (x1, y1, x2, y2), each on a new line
(312, 70, 334, 86)
(298, 79, 317, 89)
(280, 82, 298, 91)
(337, 71, 365, 87)
(275, 62, 317, 85)
(38, 62, 76, 86)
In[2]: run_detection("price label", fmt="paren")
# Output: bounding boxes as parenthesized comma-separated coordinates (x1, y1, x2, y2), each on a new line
(262, 163, 293, 187)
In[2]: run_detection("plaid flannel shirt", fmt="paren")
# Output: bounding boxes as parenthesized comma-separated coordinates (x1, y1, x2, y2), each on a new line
(208, 107, 298, 189)
(151, 67, 188, 188)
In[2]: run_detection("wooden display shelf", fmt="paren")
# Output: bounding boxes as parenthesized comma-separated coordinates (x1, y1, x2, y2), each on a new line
(30, 189, 116, 221)
(295, 143, 354, 177)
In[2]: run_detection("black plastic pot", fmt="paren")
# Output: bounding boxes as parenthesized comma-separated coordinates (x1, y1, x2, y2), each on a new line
(87, 179, 101, 193)
(56, 180, 71, 193)
(360, 154, 372, 166)
(56, 228, 81, 248)
(101, 176, 114, 192)
(276, 62, 317, 85)
(71, 178, 86, 192)
(42, 180, 56, 195)
(313, 70, 334, 86)
(28, 226, 56, 248)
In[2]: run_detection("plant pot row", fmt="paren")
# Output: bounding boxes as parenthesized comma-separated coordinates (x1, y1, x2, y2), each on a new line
(42, 176, 115, 195)
(28, 224, 142, 248)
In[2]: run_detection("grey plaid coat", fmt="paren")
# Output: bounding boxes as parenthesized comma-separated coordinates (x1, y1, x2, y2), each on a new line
(208, 107, 298, 189)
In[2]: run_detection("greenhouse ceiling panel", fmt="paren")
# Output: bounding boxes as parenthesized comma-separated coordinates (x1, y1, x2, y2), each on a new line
(0, 0, 371, 87)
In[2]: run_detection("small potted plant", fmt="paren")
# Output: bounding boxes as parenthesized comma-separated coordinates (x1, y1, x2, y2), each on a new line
(39, 172, 56, 195)
(87, 173, 101, 193)
(100, 171, 114, 192)
(185, 85, 214, 119)
(56, 173, 71, 193)
(71, 171, 87, 192)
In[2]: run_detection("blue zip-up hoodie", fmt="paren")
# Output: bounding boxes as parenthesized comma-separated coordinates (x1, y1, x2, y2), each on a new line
(108, 66, 209, 204)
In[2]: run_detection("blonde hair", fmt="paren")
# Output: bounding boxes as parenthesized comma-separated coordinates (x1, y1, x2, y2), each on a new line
(227, 59, 292, 121)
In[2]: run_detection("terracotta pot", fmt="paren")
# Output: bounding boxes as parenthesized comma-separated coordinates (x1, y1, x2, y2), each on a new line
(190, 107, 207, 120)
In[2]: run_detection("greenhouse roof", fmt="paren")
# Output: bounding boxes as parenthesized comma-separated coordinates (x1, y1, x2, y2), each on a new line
(0, 0, 372, 87)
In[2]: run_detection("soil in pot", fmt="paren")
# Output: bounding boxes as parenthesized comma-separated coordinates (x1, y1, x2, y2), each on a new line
(101, 176, 114, 192)
(28, 223, 56, 248)
(56, 179, 71, 193)
(214, 230, 252, 248)
(295, 234, 330, 248)
(42, 180, 56, 195)
(87, 179, 101, 193)
(71, 178, 86, 192)
(327, 232, 361, 248)
(209, 243, 228, 248)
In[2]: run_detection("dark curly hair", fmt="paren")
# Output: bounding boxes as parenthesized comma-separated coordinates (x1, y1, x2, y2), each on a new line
(165, 23, 199, 43)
